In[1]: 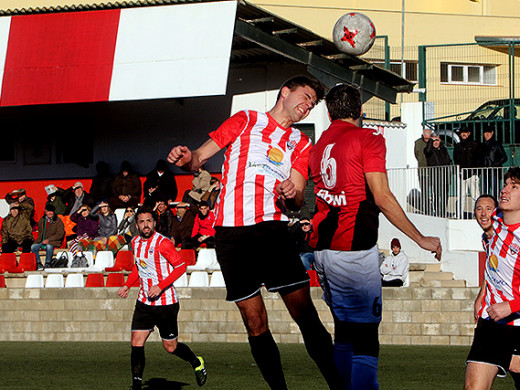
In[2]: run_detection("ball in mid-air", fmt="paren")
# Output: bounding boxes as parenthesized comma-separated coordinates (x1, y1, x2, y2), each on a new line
(333, 12, 376, 56)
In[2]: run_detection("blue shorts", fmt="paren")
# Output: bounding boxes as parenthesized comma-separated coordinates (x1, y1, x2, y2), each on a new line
(314, 245, 382, 323)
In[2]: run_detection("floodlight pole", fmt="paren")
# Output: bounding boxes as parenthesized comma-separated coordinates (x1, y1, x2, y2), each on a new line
(401, 0, 405, 103)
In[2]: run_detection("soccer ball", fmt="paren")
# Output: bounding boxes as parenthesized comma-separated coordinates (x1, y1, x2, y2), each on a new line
(332, 12, 376, 56)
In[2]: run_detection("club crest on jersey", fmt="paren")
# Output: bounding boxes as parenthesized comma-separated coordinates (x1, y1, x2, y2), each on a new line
(511, 243, 520, 255)
(488, 254, 499, 272)
(139, 258, 147, 268)
(267, 146, 284, 166)
(286, 140, 297, 150)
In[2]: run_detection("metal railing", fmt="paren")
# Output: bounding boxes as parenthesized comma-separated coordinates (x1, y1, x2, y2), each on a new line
(387, 166, 507, 219)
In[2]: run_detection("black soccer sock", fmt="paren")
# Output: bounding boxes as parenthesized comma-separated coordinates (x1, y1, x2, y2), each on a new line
(298, 313, 345, 390)
(172, 342, 200, 368)
(131, 346, 145, 386)
(248, 330, 288, 390)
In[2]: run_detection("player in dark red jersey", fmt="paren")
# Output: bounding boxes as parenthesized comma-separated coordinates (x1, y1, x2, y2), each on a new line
(309, 84, 441, 389)
(118, 207, 207, 390)
(167, 76, 344, 390)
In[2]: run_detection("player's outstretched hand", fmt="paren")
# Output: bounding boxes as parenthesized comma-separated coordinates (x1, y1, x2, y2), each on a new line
(118, 285, 129, 298)
(418, 236, 442, 261)
(487, 301, 512, 321)
(167, 145, 192, 167)
(276, 179, 296, 200)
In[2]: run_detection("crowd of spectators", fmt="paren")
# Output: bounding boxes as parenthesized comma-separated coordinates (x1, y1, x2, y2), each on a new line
(0, 160, 221, 268)
(414, 124, 507, 216)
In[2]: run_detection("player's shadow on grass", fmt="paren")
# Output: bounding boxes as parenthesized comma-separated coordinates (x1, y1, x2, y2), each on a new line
(143, 378, 189, 389)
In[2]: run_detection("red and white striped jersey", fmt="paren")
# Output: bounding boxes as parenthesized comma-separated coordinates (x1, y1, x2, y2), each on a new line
(131, 232, 184, 306)
(209, 110, 312, 227)
(479, 210, 520, 325)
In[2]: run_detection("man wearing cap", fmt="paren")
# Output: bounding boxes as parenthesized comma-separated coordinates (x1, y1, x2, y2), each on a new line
(380, 238, 409, 287)
(31, 204, 65, 270)
(170, 202, 196, 248)
(5, 188, 36, 226)
(454, 126, 481, 212)
(1, 202, 34, 253)
(63, 182, 95, 216)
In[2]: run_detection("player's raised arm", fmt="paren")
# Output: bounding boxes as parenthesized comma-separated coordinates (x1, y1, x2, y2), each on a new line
(365, 171, 442, 260)
(167, 139, 221, 172)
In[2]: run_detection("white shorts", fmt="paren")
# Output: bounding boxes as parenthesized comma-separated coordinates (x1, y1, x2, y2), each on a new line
(314, 245, 382, 323)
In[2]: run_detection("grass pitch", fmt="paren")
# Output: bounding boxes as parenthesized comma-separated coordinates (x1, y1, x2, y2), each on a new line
(0, 342, 515, 389)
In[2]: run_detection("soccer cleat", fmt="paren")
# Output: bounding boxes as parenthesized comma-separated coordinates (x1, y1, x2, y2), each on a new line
(193, 356, 207, 386)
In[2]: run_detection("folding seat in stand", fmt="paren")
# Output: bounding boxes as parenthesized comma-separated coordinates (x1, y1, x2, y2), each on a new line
(65, 274, 85, 288)
(105, 250, 134, 272)
(106, 273, 125, 287)
(173, 273, 188, 288)
(89, 251, 114, 272)
(45, 274, 64, 288)
(0, 275, 6, 288)
(85, 273, 105, 288)
(12, 253, 37, 273)
(178, 249, 196, 266)
(188, 249, 218, 271)
(188, 271, 209, 287)
(25, 274, 44, 288)
(209, 271, 226, 287)
(0, 253, 17, 273)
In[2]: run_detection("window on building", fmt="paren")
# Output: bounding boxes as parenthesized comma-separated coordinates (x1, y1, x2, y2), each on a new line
(371, 61, 418, 82)
(440, 63, 497, 85)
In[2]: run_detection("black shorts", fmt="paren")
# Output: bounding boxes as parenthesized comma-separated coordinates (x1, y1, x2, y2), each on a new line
(131, 301, 180, 340)
(215, 221, 309, 302)
(467, 318, 520, 377)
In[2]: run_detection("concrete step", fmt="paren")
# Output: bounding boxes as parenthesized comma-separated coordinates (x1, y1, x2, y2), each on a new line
(409, 271, 424, 283)
(421, 279, 466, 287)
(422, 271, 454, 281)
(424, 263, 441, 272)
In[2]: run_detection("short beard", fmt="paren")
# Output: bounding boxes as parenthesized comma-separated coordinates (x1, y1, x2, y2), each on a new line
(138, 228, 154, 239)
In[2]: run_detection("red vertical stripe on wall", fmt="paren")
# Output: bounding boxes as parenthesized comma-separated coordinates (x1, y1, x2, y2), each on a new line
(0, 10, 120, 107)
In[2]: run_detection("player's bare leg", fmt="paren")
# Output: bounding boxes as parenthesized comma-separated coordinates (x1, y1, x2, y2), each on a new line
(236, 294, 287, 390)
(281, 285, 344, 390)
(465, 361, 498, 390)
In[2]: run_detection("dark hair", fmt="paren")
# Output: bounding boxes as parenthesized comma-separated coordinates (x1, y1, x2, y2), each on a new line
(276, 75, 326, 103)
(483, 124, 495, 134)
(474, 194, 498, 211)
(504, 167, 520, 184)
(135, 206, 157, 221)
(325, 84, 362, 121)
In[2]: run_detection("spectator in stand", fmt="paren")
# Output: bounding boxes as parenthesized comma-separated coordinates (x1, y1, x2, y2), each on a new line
(201, 177, 221, 211)
(5, 188, 36, 226)
(45, 185, 67, 216)
(143, 159, 178, 206)
(69, 205, 98, 256)
(109, 161, 142, 210)
(1, 202, 34, 253)
(170, 202, 196, 248)
(414, 128, 432, 214)
(86, 201, 126, 255)
(183, 167, 211, 206)
(380, 238, 409, 287)
(454, 126, 481, 212)
(31, 204, 65, 270)
(292, 217, 315, 271)
(63, 182, 95, 216)
(90, 161, 114, 204)
(153, 197, 175, 238)
(482, 124, 508, 196)
(117, 207, 138, 244)
(424, 132, 452, 217)
(190, 201, 215, 248)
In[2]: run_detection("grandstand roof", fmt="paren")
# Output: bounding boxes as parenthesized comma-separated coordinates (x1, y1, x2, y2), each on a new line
(0, 0, 413, 104)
